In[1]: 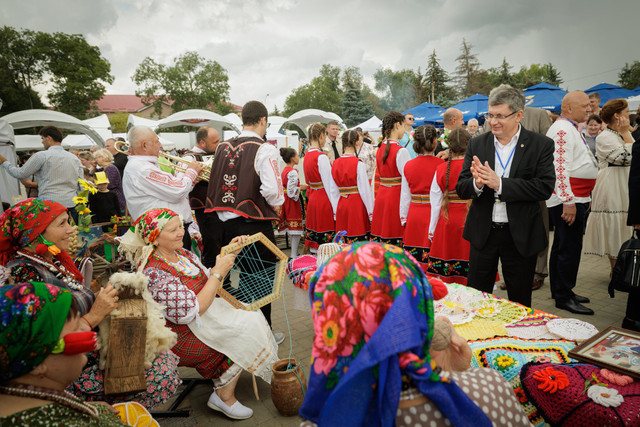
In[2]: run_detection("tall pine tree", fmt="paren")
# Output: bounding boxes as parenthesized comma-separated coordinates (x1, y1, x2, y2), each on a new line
(424, 50, 455, 106)
(341, 67, 375, 127)
(454, 38, 482, 99)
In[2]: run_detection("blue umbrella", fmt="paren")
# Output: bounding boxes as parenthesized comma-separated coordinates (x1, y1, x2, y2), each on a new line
(402, 102, 443, 127)
(585, 83, 635, 106)
(424, 94, 488, 125)
(523, 82, 567, 113)
(632, 86, 640, 95)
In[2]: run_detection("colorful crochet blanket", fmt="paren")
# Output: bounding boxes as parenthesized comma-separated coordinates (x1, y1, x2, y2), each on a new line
(286, 255, 317, 290)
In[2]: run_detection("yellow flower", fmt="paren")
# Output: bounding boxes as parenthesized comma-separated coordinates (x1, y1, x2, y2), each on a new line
(496, 355, 514, 368)
(73, 196, 88, 205)
(82, 208, 92, 215)
(78, 179, 98, 194)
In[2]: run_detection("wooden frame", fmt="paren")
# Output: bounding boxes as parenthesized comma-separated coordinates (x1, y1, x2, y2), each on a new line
(218, 232, 287, 311)
(568, 326, 640, 379)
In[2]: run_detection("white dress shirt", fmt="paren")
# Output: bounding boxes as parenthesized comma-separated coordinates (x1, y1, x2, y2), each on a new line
(123, 155, 197, 221)
(474, 125, 522, 223)
(217, 130, 284, 222)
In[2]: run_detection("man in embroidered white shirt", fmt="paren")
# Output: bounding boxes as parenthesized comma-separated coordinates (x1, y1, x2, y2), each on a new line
(546, 91, 597, 315)
(122, 126, 204, 249)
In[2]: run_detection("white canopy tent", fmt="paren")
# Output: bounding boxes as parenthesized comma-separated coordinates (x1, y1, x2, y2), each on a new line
(268, 115, 287, 133)
(82, 114, 113, 141)
(224, 113, 243, 129)
(156, 109, 241, 135)
(126, 115, 158, 132)
(627, 94, 640, 112)
(62, 135, 97, 150)
(350, 115, 381, 131)
(3, 109, 106, 147)
(282, 109, 346, 136)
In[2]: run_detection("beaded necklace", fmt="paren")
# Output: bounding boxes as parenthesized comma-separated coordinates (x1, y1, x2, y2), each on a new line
(152, 251, 200, 277)
(15, 250, 84, 290)
(0, 384, 99, 419)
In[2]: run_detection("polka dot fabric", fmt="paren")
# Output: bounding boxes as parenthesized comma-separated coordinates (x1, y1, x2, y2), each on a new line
(521, 362, 640, 427)
(397, 368, 531, 426)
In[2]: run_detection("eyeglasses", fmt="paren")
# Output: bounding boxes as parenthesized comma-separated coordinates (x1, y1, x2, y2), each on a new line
(407, 117, 414, 121)
(485, 111, 518, 121)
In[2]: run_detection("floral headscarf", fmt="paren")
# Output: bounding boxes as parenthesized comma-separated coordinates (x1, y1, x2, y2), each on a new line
(118, 208, 180, 270)
(0, 198, 68, 265)
(0, 198, 83, 282)
(299, 242, 491, 427)
(0, 282, 72, 381)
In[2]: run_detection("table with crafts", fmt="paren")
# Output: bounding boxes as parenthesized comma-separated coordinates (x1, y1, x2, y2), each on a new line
(287, 252, 639, 426)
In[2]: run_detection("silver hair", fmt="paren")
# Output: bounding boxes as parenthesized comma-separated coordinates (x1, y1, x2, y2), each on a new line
(127, 126, 154, 151)
(467, 118, 479, 126)
(488, 84, 525, 112)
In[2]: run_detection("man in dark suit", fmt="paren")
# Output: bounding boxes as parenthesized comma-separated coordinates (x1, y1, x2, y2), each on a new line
(456, 85, 556, 307)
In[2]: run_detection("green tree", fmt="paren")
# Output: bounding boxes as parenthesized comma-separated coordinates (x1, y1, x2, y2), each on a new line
(341, 67, 375, 127)
(424, 50, 455, 106)
(618, 61, 640, 89)
(283, 64, 343, 117)
(40, 32, 114, 118)
(487, 58, 514, 88)
(454, 38, 482, 98)
(512, 63, 563, 89)
(108, 112, 129, 133)
(133, 51, 230, 117)
(374, 68, 417, 112)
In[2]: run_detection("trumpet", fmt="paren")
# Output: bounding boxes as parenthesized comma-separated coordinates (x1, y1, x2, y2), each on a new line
(114, 141, 211, 181)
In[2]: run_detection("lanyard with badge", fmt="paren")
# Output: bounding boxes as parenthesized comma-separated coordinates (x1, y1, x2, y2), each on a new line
(494, 143, 516, 203)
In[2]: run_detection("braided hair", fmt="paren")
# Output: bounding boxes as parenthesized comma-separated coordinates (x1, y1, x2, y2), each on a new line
(441, 128, 471, 220)
(308, 123, 326, 148)
(413, 125, 438, 154)
(381, 111, 405, 164)
(341, 129, 359, 149)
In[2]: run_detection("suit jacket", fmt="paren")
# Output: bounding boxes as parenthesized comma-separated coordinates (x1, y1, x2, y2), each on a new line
(323, 136, 343, 163)
(628, 139, 640, 226)
(456, 126, 556, 257)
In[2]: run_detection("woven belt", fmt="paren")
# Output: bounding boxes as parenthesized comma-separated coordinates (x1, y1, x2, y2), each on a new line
(308, 181, 324, 190)
(447, 191, 466, 203)
(380, 176, 402, 187)
(339, 186, 358, 196)
(410, 194, 430, 203)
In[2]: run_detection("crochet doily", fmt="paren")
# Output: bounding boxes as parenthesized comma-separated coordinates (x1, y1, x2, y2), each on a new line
(545, 318, 599, 342)
(468, 298, 527, 325)
(434, 300, 474, 325)
(454, 319, 507, 340)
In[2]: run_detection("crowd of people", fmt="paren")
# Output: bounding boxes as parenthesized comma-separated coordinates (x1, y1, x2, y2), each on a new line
(0, 85, 638, 424)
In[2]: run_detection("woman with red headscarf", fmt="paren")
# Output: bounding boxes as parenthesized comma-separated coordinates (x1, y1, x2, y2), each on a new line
(0, 198, 181, 408)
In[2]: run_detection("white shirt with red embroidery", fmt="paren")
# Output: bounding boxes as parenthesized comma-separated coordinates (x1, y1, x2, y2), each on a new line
(546, 118, 598, 208)
(217, 130, 284, 222)
(123, 155, 197, 221)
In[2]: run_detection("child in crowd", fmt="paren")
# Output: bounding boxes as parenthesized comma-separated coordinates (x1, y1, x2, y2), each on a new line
(332, 130, 374, 243)
(88, 171, 121, 231)
(279, 147, 306, 258)
(401, 125, 444, 271)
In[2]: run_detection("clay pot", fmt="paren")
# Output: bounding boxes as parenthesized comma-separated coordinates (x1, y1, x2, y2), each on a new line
(271, 358, 307, 416)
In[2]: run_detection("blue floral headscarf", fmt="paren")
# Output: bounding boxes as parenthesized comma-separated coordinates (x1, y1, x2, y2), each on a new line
(299, 242, 491, 426)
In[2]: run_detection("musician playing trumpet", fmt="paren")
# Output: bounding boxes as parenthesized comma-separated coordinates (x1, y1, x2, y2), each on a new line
(123, 125, 204, 250)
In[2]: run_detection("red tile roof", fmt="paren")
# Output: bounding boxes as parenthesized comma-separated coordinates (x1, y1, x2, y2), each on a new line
(94, 95, 171, 113)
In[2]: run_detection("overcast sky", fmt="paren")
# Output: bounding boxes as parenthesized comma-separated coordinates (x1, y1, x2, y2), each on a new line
(3, 0, 639, 112)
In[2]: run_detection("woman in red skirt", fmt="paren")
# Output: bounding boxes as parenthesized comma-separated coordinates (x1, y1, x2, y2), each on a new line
(401, 125, 444, 270)
(427, 128, 472, 284)
(304, 123, 339, 251)
(332, 130, 374, 243)
(279, 147, 306, 258)
(371, 111, 410, 246)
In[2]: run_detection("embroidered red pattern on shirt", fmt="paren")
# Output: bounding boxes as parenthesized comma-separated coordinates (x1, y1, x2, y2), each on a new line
(146, 170, 192, 188)
(554, 130, 573, 202)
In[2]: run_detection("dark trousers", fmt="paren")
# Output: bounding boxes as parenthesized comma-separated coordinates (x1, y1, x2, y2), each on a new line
(219, 216, 276, 326)
(182, 221, 193, 251)
(548, 203, 588, 303)
(468, 226, 537, 307)
(196, 209, 224, 269)
(627, 292, 640, 319)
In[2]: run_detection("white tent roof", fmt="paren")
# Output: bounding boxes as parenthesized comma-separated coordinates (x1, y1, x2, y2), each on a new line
(350, 115, 381, 131)
(156, 109, 240, 134)
(3, 109, 106, 147)
(127, 115, 159, 131)
(282, 109, 346, 135)
(627, 94, 640, 112)
(82, 114, 111, 130)
(62, 135, 96, 150)
(268, 115, 287, 133)
(224, 113, 242, 128)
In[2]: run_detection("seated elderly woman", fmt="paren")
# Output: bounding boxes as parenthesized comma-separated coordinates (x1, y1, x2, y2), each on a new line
(300, 242, 530, 426)
(0, 281, 127, 425)
(0, 198, 181, 407)
(119, 208, 279, 421)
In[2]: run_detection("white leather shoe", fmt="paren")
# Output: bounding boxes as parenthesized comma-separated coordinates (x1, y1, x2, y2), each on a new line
(273, 332, 285, 344)
(207, 391, 253, 420)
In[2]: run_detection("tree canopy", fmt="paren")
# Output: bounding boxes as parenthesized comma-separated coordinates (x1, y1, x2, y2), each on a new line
(0, 26, 113, 117)
(283, 64, 344, 117)
(619, 61, 640, 90)
(132, 51, 232, 117)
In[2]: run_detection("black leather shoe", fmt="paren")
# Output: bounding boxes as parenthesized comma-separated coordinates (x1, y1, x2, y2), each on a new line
(622, 317, 640, 332)
(573, 294, 590, 304)
(555, 299, 594, 315)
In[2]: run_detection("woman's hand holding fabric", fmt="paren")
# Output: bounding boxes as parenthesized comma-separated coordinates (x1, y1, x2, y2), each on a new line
(84, 283, 119, 328)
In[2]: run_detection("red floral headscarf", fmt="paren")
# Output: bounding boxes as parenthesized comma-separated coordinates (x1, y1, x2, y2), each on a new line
(0, 198, 67, 263)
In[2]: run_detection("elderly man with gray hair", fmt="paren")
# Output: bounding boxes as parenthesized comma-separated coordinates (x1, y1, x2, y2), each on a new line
(122, 125, 204, 249)
(456, 84, 555, 307)
(466, 118, 479, 136)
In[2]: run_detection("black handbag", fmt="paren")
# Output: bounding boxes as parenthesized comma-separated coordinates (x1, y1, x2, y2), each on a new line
(608, 229, 640, 297)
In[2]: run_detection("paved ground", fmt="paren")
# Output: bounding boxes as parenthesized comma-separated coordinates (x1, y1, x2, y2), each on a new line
(155, 237, 627, 426)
